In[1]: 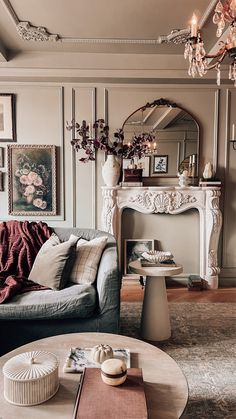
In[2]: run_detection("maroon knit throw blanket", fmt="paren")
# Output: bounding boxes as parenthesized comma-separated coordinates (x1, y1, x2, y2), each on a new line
(0, 220, 52, 303)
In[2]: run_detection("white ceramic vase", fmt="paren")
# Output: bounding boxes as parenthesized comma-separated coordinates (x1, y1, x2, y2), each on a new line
(102, 154, 121, 187)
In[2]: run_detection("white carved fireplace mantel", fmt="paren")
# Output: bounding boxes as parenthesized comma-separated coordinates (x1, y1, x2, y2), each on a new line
(101, 186, 222, 289)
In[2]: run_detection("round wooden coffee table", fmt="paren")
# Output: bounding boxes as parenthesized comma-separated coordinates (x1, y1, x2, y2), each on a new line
(129, 260, 183, 341)
(0, 333, 188, 419)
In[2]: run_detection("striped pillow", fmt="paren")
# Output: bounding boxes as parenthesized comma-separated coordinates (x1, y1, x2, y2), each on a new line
(69, 235, 108, 285)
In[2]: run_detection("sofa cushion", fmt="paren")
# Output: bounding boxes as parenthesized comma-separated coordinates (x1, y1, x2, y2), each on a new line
(70, 235, 108, 285)
(0, 283, 97, 320)
(28, 233, 78, 290)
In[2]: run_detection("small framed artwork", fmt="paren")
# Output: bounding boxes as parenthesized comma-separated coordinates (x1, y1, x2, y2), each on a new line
(0, 94, 16, 142)
(152, 155, 168, 174)
(0, 171, 4, 191)
(0, 147, 3, 167)
(8, 144, 57, 216)
(124, 239, 154, 275)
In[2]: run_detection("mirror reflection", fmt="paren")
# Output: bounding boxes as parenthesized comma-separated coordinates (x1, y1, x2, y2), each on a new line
(122, 99, 199, 179)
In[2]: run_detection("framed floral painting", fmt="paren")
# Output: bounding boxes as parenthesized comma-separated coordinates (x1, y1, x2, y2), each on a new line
(0, 94, 16, 142)
(8, 145, 57, 216)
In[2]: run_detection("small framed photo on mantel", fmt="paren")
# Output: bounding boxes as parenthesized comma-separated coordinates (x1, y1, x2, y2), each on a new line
(0, 94, 16, 142)
(152, 154, 168, 175)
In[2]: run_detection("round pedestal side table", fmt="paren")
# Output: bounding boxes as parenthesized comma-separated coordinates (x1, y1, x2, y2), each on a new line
(129, 260, 183, 341)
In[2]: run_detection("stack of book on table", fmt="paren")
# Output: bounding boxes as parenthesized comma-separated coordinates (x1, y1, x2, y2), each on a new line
(141, 259, 176, 267)
(120, 181, 143, 187)
(72, 368, 148, 419)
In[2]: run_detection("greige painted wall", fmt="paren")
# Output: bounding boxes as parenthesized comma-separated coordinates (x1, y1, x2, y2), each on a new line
(0, 82, 235, 282)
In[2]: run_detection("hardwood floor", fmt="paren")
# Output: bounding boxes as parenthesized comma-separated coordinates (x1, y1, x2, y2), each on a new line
(121, 280, 236, 303)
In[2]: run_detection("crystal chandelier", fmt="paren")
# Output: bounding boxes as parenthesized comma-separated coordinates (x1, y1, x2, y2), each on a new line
(184, 0, 236, 85)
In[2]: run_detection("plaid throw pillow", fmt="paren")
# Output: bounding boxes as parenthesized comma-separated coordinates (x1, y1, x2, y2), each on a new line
(69, 235, 108, 285)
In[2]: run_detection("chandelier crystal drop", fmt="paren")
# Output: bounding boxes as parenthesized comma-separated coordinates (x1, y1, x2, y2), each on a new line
(184, 1, 236, 85)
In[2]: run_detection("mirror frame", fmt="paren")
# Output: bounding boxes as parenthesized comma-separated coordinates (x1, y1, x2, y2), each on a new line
(121, 98, 200, 179)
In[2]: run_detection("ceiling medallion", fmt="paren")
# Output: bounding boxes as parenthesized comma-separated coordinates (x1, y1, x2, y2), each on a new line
(184, 0, 236, 85)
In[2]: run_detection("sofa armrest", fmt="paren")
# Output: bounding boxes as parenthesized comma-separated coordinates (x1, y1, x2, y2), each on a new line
(96, 242, 121, 315)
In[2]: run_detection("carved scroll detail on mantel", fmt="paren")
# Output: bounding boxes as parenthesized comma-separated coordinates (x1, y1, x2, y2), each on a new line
(129, 191, 197, 213)
(207, 189, 222, 233)
(101, 188, 117, 235)
(101, 186, 222, 290)
(16, 22, 59, 42)
(208, 250, 221, 276)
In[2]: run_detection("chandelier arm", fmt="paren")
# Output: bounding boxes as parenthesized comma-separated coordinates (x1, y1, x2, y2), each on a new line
(204, 46, 227, 60)
(204, 50, 228, 71)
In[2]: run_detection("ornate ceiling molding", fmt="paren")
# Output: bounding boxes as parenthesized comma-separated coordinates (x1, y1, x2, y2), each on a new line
(0, 0, 218, 46)
(1, 0, 190, 45)
(16, 22, 59, 42)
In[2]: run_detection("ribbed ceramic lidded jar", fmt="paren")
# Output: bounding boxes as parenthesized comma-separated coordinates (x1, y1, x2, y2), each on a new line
(3, 351, 59, 406)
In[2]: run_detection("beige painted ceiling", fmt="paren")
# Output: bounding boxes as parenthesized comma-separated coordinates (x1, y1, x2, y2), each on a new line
(0, 0, 219, 57)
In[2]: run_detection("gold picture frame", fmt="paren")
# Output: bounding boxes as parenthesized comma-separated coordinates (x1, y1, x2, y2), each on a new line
(8, 144, 57, 216)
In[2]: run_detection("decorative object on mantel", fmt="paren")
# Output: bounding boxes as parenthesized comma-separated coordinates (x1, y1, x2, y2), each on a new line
(67, 119, 154, 186)
(178, 170, 190, 187)
(203, 161, 213, 180)
(3, 351, 59, 406)
(230, 122, 236, 149)
(102, 154, 121, 187)
(184, 1, 236, 85)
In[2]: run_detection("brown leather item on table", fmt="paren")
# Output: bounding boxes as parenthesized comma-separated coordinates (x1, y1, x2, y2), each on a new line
(0, 220, 52, 303)
(73, 368, 148, 419)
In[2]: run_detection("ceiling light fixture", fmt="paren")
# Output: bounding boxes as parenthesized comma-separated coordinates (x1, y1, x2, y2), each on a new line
(184, 0, 236, 85)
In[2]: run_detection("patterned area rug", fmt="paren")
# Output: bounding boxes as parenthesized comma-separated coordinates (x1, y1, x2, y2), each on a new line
(120, 302, 236, 419)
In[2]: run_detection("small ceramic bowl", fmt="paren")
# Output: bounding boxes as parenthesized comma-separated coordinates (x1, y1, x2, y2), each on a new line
(142, 250, 173, 263)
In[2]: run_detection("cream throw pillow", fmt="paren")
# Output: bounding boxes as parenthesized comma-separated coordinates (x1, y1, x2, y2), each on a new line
(70, 235, 108, 285)
(29, 233, 78, 290)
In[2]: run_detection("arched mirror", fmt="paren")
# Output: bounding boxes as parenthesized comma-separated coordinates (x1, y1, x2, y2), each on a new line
(122, 98, 199, 181)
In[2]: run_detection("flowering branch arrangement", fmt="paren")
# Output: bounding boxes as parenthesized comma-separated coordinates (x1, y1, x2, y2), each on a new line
(66, 119, 123, 163)
(66, 118, 155, 162)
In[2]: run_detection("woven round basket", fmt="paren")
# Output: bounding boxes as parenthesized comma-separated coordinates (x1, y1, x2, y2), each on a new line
(3, 351, 59, 406)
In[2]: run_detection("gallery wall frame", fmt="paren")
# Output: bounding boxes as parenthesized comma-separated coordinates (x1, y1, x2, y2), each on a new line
(124, 238, 154, 275)
(0, 94, 16, 142)
(0, 171, 4, 191)
(0, 147, 3, 167)
(8, 144, 57, 216)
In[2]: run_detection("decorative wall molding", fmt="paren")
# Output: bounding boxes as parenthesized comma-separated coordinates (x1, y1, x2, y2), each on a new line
(212, 89, 220, 174)
(101, 186, 222, 289)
